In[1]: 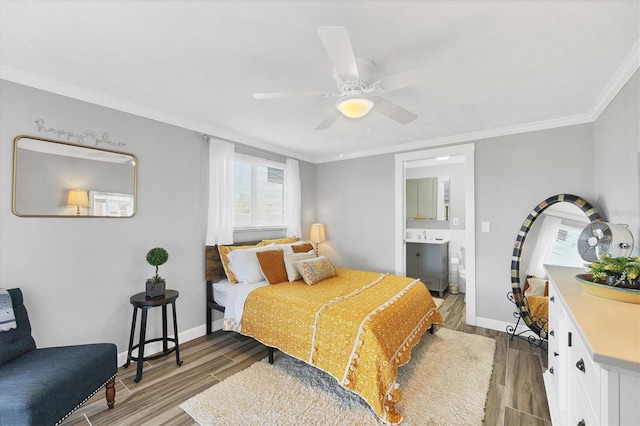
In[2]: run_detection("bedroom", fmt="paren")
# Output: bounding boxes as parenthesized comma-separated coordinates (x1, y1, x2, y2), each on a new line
(0, 1, 638, 425)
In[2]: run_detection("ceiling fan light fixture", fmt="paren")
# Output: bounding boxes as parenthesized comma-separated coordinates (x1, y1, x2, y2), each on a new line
(336, 97, 374, 119)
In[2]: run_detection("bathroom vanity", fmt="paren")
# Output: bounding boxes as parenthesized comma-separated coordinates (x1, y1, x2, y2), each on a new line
(405, 239, 449, 297)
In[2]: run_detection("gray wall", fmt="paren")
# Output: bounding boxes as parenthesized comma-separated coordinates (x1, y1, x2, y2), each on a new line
(473, 124, 595, 324)
(317, 124, 597, 327)
(0, 80, 316, 351)
(1, 69, 636, 345)
(316, 154, 396, 272)
(593, 70, 639, 255)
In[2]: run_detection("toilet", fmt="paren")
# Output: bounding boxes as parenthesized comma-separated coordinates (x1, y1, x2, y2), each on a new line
(457, 245, 466, 294)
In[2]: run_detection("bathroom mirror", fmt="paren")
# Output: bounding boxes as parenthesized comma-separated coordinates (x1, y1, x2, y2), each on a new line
(12, 135, 137, 217)
(510, 194, 601, 339)
(406, 176, 449, 221)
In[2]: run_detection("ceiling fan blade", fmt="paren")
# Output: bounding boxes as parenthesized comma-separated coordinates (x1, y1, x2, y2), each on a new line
(378, 58, 455, 93)
(315, 109, 341, 130)
(253, 91, 329, 100)
(317, 26, 359, 81)
(378, 68, 426, 93)
(372, 97, 417, 124)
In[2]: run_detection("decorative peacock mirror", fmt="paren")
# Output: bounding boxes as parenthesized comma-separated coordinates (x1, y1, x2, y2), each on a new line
(508, 194, 602, 344)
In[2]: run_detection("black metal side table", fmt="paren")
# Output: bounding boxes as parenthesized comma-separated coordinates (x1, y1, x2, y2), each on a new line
(124, 289, 183, 382)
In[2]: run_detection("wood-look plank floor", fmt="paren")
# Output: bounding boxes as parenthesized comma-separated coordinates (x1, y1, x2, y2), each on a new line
(62, 293, 550, 426)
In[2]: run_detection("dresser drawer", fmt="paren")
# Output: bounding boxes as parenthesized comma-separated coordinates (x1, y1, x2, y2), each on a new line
(569, 329, 601, 419)
(570, 374, 599, 426)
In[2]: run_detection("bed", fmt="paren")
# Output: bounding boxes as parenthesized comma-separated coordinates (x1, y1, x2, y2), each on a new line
(204, 241, 444, 424)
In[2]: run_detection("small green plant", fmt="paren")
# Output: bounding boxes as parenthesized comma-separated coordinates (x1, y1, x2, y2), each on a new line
(589, 254, 640, 286)
(146, 247, 169, 284)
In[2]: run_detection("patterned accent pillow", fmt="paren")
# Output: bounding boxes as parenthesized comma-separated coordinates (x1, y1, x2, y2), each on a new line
(283, 252, 316, 282)
(295, 255, 338, 285)
(256, 249, 288, 284)
(218, 244, 259, 284)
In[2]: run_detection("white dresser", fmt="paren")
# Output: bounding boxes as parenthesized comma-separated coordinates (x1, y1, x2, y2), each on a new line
(544, 265, 640, 426)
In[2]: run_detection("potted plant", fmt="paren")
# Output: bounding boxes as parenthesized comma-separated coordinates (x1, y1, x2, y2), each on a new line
(588, 254, 640, 289)
(146, 247, 169, 298)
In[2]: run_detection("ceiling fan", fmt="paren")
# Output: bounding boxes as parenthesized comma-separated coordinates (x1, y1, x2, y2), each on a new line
(252, 26, 424, 130)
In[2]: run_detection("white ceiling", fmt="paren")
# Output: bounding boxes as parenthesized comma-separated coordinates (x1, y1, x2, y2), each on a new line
(1, 1, 638, 163)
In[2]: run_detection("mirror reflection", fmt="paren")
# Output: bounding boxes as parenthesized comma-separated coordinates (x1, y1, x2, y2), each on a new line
(509, 194, 602, 344)
(12, 136, 137, 217)
(520, 202, 591, 279)
(406, 176, 450, 221)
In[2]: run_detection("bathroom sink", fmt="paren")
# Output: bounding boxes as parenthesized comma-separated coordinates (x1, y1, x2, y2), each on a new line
(405, 238, 449, 244)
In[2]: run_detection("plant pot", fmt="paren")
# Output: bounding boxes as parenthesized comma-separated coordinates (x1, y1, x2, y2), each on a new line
(607, 274, 640, 289)
(146, 281, 166, 298)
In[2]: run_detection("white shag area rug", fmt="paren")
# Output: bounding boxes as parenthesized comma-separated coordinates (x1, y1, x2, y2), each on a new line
(181, 328, 495, 425)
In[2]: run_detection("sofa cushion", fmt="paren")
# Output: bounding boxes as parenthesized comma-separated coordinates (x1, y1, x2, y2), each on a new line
(0, 343, 117, 426)
(0, 288, 36, 365)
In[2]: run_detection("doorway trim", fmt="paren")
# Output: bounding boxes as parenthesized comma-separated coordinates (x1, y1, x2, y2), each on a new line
(394, 143, 476, 325)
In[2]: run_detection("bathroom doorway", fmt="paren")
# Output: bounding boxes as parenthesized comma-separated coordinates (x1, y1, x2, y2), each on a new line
(394, 144, 476, 325)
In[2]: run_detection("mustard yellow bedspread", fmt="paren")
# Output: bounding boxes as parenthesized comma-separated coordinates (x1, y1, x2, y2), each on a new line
(241, 268, 443, 424)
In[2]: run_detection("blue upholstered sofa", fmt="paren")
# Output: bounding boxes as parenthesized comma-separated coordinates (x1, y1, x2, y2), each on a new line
(0, 288, 118, 426)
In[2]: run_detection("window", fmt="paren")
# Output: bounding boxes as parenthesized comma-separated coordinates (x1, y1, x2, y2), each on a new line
(233, 154, 284, 229)
(89, 191, 135, 217)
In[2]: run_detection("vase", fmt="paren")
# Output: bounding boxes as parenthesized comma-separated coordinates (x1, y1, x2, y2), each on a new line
(146, 281, 166, 298)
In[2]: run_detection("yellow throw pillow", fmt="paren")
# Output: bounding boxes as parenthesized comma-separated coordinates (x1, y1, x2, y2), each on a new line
(527, 295, 549, 330)
(258, 237, 299, 246)
(256, 249, 288, 284)
(218, 244, 258, 284)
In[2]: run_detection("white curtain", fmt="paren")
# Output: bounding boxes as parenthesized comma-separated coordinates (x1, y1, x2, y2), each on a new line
(206, 138, 235, 245)
(526, 215, 562, 278)
(284, 158, 302, 238)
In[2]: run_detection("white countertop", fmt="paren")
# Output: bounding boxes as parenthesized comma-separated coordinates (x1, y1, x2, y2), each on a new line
(405, 238, 449, 245)
(545, 265, 640, 372)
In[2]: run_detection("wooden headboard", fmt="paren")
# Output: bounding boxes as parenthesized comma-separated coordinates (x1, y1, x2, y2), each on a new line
(205, 241, 262, 282)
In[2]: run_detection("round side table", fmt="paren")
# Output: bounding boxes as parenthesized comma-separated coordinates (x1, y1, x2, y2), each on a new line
(124, 290, 183, 382)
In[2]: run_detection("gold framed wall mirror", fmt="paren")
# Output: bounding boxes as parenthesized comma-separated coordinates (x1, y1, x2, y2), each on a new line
(12, 135, 137, 217)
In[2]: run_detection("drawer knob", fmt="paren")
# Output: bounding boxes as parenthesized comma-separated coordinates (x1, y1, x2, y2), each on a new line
(549, 330, 554, 336)
(578, 420, 585, 426)
(549, 367, 554, 375)
(576, 358, 586, 373)
(550, 296, 555, 302)
(554, 351, 559, 357)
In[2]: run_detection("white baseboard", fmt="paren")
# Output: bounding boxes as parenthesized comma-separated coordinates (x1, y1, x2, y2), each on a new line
(116, 318, 224, 367)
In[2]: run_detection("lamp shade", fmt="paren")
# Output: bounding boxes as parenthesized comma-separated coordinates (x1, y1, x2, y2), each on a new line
(336, 97, 374, 119)
(309, 223, 326, 242)
(67, 189, 89, 207)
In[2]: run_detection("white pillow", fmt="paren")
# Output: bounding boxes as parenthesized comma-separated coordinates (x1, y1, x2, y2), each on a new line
(284, 252, 317, 282)
(227, 244, 274, 283)
(525, 277, 547, 298)
(273, 243, 295, 254)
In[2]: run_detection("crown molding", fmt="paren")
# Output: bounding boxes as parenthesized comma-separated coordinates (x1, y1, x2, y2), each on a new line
(314, 39, 640, 164)
(588, 39, 640, 120)
(314, 112, 594, 163)
(3, 35, 638, 166)
(0, 66, 314, 164)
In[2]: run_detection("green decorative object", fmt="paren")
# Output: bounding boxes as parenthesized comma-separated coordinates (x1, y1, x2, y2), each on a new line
(587, 254, 640, 289)
(146, 247, 169, 298)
